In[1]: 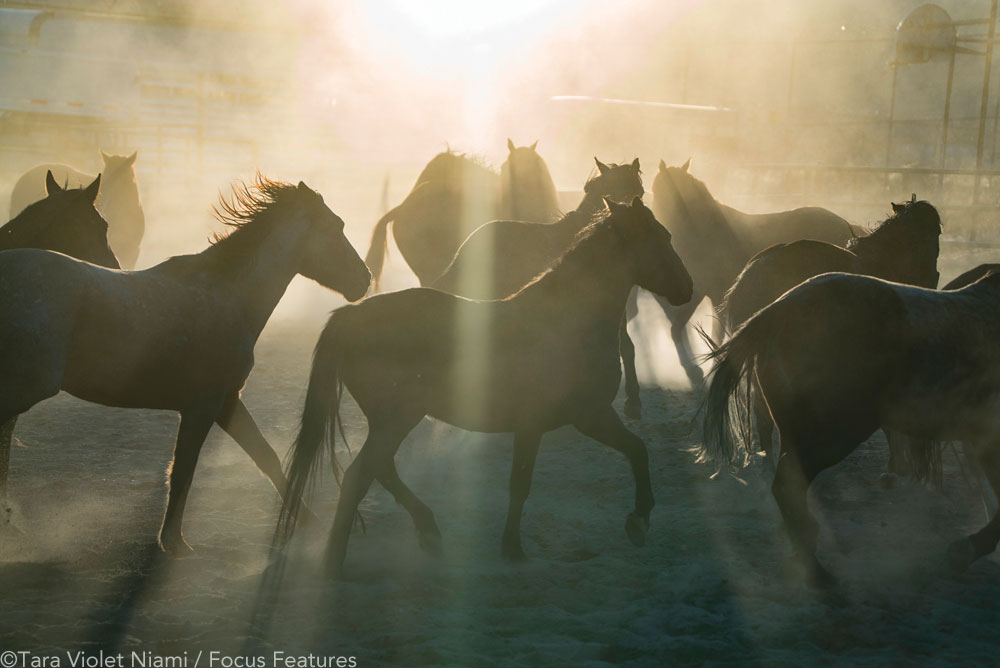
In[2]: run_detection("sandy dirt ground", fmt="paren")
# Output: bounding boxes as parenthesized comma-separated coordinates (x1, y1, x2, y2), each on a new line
(0, 247, 999, 667)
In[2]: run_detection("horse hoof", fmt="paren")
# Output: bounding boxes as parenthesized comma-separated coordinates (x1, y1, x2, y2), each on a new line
(501, 541, 527, 562)
(299, 505, 321, 529)
(947, 537, 977, 574)
(625, 513, 648, 547)
(159, 536, 196, 558)
(804, 561, 836, 589)
(418, 531, 443, 557)
(878, 473, 898, 490)
(623, 400, 642, 420)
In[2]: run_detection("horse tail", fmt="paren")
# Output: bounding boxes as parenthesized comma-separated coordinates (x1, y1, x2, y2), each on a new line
(275, 309, 350, 548)
(891, 433, 944, 489)
(699, 309, 773, 466)
(365, 205, 399, 294)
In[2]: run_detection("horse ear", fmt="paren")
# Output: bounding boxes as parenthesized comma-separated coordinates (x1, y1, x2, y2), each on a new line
(45, 170, 62, 194)
(297, 181, 308, 190)
(100, 149, 110, 163)
(83, 174, 101, 203)
(595, 158, 610, 175)
(659, 159, 667, 172)
(530, 140, 538, 151)
(507, 138, 515, 152)
(125, 151, 137, 167)
(631, 158, 640, 172)
(891, 202, 903, 214)
(603, 196, 624, 214)
(631, 195, 643, 208)
(681, 157, 692, 173)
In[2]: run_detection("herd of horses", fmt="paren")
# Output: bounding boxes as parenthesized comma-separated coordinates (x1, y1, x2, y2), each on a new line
(1, 142, 998, 588)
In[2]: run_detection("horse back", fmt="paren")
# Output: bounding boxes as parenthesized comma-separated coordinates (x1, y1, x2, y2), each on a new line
(726, 205, 854, 254)
(724, 240, 856, 330)
(10, 164, 96, 218)
(434, 220, 563, 299)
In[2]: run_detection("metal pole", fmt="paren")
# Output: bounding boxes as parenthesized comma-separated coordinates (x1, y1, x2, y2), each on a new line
(787, 41, 797, 116)
(975, 0, 997, 170)
(939, 49, 957, 202)
(886, 65, 898, 168)
(941, 49, 956, 168)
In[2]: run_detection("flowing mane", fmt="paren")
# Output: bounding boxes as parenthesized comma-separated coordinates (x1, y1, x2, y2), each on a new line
(510, 210, 615, 299)
(847, 200, 941, 255)
(161, 175, 301, 279)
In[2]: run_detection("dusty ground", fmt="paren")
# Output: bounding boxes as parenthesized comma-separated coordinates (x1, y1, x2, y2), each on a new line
(1, 254, 999, 667)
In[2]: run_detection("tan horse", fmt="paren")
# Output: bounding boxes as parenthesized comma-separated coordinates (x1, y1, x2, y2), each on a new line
(365, 141, 560, 289)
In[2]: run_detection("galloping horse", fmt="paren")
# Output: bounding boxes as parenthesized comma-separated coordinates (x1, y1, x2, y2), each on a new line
(2, 171, 119, 268)
(0, 176, 370, 554)
(702, 271, 1000, 586)
(276, 197, 693, 579)
(365, 141, 560, 289)
(718, 198, 942, 471)
(432, 158, 646, 417)
(642, 159, 855, 385)
(11, 151, 145, 269)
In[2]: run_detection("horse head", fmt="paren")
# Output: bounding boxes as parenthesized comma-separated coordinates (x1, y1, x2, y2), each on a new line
(4, 171, 120, 269)
(291, 181, 371, 301)
(849, 199, 941, 289)
(501, 139, 560, 221)
(605, 195, 692, 306)
(585, 157, 644, 206)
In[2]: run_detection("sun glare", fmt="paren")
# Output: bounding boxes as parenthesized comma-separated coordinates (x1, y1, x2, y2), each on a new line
(359, 0, 582, 71)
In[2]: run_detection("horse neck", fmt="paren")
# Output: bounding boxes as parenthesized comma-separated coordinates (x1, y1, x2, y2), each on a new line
(515, 227, 633, 327)
(503, 165, 560, 221)
(574, 189, 611, 218)
(198, 218, 308, 333)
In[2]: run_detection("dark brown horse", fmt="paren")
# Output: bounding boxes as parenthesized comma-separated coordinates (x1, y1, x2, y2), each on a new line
(365, 142, 560, 289)
(2, 171, 119, 268)
(277, 196, 693, 579)
(11, 151, 145, 268)
(0, 177, 370, 554)
(0, 172, 121, 479)
(702, 271, 1000, 586)
(718, 198, 942, 470)
(642, 159, 855, 386)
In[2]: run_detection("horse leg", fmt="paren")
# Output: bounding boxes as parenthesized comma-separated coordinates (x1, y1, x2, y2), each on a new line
(376, 458, 441, 555)
(0, 415, 17, 502)
(501, 430, 543, 561)
(325, 417, 417, 579)
(573, 406, 654, 547)
(158, 407, 219, 556)
(772, 436, 859, 587)
(660, 293, 705, 387)
(618, 313, 642, 419)
(751, 377, 776, 461)
(949, 442, 1000, 573)
(215, 394, 320, 526)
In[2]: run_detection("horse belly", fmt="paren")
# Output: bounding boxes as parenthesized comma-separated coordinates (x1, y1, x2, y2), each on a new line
(414, 345, 620, 434)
